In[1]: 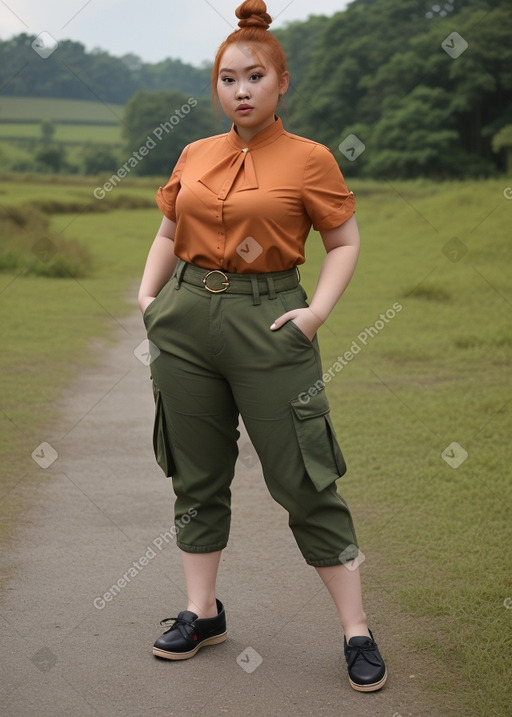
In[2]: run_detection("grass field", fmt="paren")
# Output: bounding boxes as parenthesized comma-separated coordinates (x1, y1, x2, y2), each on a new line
(0, 123, 121, 144)
(0, 96, 125, 171)
(0, 173, 511, 715)
(0, 96, 124, 123)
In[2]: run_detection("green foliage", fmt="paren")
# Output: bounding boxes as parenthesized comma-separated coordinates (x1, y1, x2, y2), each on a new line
(137, 57, 211, 96)
(0, 186, 157, 277)
(0, 99, 124, 174)
(274, 16, 330, 92)
(493, 124, 512, 151)
(34, 144, 68, 173)
(365, 86, 462, 178)
(0, 204, 91, 277)
(121, 90, 218, 176)
(0, 35, 135, 104)
(1, 0, 511, 178)
(40, 118, 55, 144)
(287, 0, 512, 178)
(80, 144, 120, 175)
(0, 34, 210, 104)
(492, 124, 512, 173)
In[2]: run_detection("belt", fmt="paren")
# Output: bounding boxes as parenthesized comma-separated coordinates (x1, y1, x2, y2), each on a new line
(177, 261, 300, 297)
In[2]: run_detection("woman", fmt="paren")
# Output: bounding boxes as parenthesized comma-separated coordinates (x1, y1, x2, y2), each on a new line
(138, 0, 387, 693)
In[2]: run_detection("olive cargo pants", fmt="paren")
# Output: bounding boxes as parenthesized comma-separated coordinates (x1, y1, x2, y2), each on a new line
(143, 261, 359, 567)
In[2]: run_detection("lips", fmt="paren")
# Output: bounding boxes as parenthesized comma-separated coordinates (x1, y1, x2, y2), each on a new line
(236, 104, 253, 112)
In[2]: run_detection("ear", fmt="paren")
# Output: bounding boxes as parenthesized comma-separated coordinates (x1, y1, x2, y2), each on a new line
(279, 71, 290, 97)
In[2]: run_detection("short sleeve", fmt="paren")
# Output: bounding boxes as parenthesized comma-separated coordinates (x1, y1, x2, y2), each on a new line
(155, 145, 190, 221)
(302, 145, 356, 231)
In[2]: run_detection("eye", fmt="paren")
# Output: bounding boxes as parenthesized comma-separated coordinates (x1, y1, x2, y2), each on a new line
(250, 73, 262, 81)
(221, 76, 235, 84)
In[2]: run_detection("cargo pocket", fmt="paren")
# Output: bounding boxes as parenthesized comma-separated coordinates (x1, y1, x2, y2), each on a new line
(290, 391, 347, 492)
(152, 380, 176, 477)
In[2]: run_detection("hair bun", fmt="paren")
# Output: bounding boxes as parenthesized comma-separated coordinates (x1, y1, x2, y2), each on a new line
(236, 1, 272, 30)
(238, 14, 271, 29)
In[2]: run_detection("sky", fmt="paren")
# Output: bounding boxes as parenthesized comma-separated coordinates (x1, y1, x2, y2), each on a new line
(0, 0, 352, 66)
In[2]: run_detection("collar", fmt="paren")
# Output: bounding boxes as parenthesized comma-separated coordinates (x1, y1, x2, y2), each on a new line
(226, 117, 285, 152)
(198, 118, 285, 197)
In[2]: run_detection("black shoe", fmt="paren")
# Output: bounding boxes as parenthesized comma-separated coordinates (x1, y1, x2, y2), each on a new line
(153, 598, 227, 660)
(344, 630, 387, 692)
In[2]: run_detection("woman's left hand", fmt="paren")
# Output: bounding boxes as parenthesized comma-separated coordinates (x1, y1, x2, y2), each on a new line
(270, 307, 323, 342)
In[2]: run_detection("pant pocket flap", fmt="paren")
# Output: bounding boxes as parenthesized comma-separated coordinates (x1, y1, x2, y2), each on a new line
(291, 392, 330, 420)
(152, 381, 176, 478)
(290, 392, 347, 492)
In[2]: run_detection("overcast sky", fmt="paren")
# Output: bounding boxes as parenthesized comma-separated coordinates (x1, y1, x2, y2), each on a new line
(1, 0, 352, 66)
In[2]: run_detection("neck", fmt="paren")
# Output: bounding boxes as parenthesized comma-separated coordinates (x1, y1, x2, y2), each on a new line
(235, 116, 277, 144)
(235, 126, 258, 143)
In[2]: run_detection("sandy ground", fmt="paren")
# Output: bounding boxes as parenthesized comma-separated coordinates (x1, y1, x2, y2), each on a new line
(0, 302, 452, 717)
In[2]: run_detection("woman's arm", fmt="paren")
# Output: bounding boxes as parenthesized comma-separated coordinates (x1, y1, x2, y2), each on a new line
(270, 215, 360, 340)
(138, 216, 179, 314)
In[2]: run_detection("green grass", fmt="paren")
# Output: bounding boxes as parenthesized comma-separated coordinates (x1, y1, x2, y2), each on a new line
(0, 96, 125, 171)
(0, 175, 158, 209)
(0, 174, 160, 494)
(0, 96, 124, 123)
(300, 177, 511, 716)
(0, 123, 122, 144)
(0, 139, 34, 166)
(0, 175, 511, 715)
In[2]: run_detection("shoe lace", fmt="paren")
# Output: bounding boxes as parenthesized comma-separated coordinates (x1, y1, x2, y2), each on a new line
(346, 640, 382, 669)
(159, 616, 203, 639)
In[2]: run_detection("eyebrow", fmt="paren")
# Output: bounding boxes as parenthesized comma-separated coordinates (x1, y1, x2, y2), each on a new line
(219, 64, 265, 74)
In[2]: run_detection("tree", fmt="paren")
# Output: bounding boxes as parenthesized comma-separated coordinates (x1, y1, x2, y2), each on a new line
(366, 87, 460, 179)
(2, 0, 512, 178)
(35, 145, 67, 173)
(40, 119, 55, 145)
(0, 34, 209, 103)
(81, 144, 119, 175)
(121, 90, 218, 176)
(288, 0, 512, 178)
(290, 0, 428, 146)
(492, 125, 512, 174)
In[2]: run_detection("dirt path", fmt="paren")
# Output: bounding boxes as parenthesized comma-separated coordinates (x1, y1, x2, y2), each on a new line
(1, 303, 452, 716)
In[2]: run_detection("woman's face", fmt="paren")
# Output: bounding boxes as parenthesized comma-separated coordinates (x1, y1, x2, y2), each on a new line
(217, 43, 289, 141)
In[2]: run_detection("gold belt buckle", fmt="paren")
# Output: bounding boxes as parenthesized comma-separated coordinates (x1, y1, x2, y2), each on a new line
(202, 270, 230, 293)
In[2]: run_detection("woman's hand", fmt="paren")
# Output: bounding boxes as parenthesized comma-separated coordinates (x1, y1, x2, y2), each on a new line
(270, 307, 324, 342)
(270, 218, 361, 340)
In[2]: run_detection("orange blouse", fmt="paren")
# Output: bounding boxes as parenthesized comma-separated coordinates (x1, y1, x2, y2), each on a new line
(156, 118, 355, 274)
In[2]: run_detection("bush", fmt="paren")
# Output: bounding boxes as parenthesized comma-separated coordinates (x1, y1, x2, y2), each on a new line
(0, 205, 92, 278)
(81, 144, 120, 175)
(34, 145, 67, 173)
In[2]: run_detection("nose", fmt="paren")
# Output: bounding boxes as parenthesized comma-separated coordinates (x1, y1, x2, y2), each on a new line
(236, 83, 251, 100)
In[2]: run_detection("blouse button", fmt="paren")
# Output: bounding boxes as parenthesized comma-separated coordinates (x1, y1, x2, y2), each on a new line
(242, 148, 249, 153)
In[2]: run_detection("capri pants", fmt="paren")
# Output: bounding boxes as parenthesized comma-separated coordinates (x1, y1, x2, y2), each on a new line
(143, 260, 359, 567)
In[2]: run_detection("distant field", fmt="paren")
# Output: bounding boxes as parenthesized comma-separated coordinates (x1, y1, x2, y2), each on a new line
(0, 96, 125, 169)
(0, 175, 158, 205)
(0, 122, 122, 144)
(0, 96, 124, 124)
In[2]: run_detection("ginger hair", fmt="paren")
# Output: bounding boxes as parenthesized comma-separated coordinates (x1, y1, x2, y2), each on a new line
(211, 1, 287, 104)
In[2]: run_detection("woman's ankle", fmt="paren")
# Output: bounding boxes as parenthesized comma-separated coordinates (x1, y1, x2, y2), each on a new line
(343, 621, 371, 642)
(187, 598, 218, 619)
